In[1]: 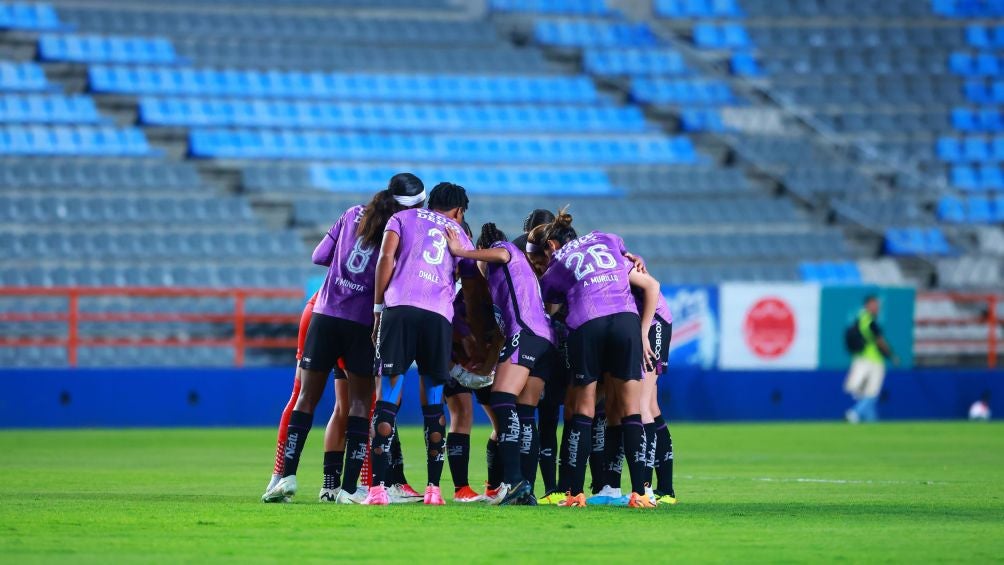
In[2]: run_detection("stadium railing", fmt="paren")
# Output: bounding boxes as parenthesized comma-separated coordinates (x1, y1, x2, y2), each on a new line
(915, 292, 1001, 367)
(0, 286, 301, 367)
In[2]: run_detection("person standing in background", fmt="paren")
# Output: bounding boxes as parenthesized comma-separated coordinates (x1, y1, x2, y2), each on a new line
(844, 295, 898, 424)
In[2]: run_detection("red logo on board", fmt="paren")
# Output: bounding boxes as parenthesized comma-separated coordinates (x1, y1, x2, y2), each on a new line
(743, 297, 796, 359)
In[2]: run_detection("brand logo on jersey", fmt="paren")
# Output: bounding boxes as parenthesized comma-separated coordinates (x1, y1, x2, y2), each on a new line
(743, 297, 796, 359)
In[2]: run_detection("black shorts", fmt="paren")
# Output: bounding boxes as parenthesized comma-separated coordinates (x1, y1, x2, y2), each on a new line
(568, 312, 643, 386)
(542, 328, 572, 405)
(299, 312, 375, 376)
(444, 378, 491, 405)
(498, 331, 557, 381)
(377, 305, 452, 384)
(648, 318, 672, 376)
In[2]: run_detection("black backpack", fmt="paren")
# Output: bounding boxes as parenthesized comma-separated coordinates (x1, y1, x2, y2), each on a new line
(845, 321, 865, 354)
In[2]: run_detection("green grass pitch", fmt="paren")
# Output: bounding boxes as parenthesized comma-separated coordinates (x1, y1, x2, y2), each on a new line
(1, 423, 1002, 563)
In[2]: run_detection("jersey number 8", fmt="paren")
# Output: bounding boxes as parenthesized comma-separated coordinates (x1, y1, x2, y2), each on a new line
(345, 237, 374, 274)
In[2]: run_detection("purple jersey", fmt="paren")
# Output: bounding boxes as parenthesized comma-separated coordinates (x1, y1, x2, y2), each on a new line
(311, 205, 377, 326)
(452, 290, 470, 338)
(633, 287, 673, 326)
(540, 231, 637, 331)
(384, 208, 474, 321)
(485, 241, 555, 344)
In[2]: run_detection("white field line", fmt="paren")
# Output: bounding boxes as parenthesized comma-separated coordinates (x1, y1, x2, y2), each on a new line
(679, 475, 946, 486)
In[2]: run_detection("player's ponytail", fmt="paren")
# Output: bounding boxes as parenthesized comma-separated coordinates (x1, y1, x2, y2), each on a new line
(542, 205, 577, 248)
(476, 222, 508, 249)
(357, 173, 424, 248)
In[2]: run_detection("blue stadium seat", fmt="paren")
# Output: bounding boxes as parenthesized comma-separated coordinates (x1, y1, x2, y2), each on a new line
(0, 2, 62, 30)
(936, 137, 963, 162)
(632, 78, 737, 105)
(0, 94, 102, 124)
(534, 20, 657, 48)
(39, 34, 177, 64)
(937, 196, 968, 222)
(0, 125, 152, 156)
(967, 25, 991, 48)
(0, 61, 51, 91)
(884, 227, 952, 256)
(693, 23, 751, 49)
(655, 0, 743, 18)
(730, 52, 761, 76)
(491, 0, 612, 15)
(90, 67, 601, 103)
(582, 48, 688, 76)
(190, 129, 698, 164)
(680, 108, 726, 132)
(139, 98, 647, 133)
(799, 261, 862, 284)
(308, 164, 621, 196)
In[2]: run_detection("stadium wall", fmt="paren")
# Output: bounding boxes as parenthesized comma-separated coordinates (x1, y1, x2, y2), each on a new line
(1, 367, 999, 428)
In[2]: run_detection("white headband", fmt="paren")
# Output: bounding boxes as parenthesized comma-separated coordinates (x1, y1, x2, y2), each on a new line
(393, 191, 426, 206)
(525, 241, 541, 253)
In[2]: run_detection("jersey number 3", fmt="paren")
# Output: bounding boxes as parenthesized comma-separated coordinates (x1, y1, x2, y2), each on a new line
(423, 228, 448, 266)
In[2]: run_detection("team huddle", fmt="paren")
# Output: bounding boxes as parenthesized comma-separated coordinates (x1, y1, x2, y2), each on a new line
(261, 173, 676, 508)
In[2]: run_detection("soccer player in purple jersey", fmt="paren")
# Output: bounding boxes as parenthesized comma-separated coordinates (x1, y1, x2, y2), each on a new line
(589, 285, 673, 506)
(446, 222, 558, 505)
(636, 285, 677, 505)
(367, 182, 475, 506)
(262, 173, 426, 504)
(535, 208, 661, 508)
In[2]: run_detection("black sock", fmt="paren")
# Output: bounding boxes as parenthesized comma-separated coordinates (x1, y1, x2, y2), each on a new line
(643, 422, 657, 488)
(621, 414, 647, 496)
(517, 404, 538, 490)
(323, 450, 344, 490)
(589, 410, 607, 494)
(370, 401, 398, 487)
(340, 415, 369, 493)
(557, 418, 572, 493)
(537, 400, 560, 493)
(281, 410, 312, 478)
(567, 414, 592, 496)
(422, 404, 446, 487)
(604, 424, 623, 490)
(490, 391, 523, 486)
(486, 437, 501, 489)
(653, 415, 674, 496)
(447, 433, 471, 491)
(390, 423, 408, 485)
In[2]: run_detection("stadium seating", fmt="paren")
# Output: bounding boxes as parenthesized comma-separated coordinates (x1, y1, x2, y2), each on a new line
(0, 125, 153, 156)
(139, 99, 648, 132)
(583, 48, 688, 76)
(0, 61, 53, 91)
(0, 94, 102, 123)
(534, 21, 658, 48)
(884, 228, 953, 256)
(799, 261, 863, 284)
(0, 2, 61, 30)
(188, 130, 698, 163)
(89, 67, 601, 103)
(491, 0, 613, 15)
(38, 34, 178, 64)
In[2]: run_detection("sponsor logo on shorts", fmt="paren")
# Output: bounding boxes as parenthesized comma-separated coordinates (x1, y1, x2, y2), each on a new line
(574, 373, 585, 381)
(520, 354, 536, 363)
(302, 357, 311, 363)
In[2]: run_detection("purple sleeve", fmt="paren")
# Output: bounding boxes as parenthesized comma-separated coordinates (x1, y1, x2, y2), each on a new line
(613, 234, 628, 256)
(311, 219, 342, 266)
(385, 213, 402, 236)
